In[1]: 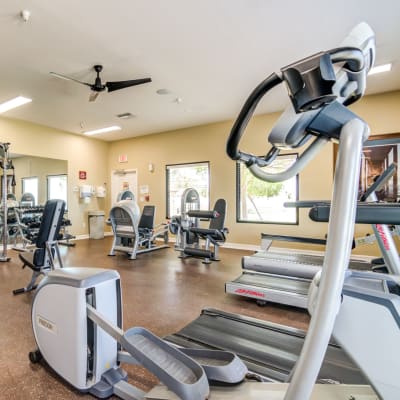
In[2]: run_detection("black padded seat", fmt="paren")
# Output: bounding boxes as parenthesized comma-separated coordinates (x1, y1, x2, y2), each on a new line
(19, 250, 45, 272)
(189, 199, 227, 243)
(189, 228, 226, 242)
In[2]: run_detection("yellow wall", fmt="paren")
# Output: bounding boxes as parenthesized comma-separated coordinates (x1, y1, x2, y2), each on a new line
(0, 117, 109, 235)
(108, 115, 334, 246)
(109, 90, 400, 255)
(1, 90, 399, 254)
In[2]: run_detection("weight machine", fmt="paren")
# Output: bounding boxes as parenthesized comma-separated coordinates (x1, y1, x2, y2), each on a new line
(0, 143, 16, 262)
(170, 189, 229, 264)
(108, 199, 169, 260)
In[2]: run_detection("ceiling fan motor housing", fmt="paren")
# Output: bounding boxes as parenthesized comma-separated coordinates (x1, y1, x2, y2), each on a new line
(92, 65, 106, 92)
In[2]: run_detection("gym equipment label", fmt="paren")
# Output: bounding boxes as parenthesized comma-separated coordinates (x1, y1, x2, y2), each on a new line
(37, 315, 57, 334)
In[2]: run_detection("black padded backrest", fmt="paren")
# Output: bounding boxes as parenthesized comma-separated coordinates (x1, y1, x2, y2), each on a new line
(139, 205, 155, 230)
(209, 199, 226, 230)
(35, 199, 66, 248)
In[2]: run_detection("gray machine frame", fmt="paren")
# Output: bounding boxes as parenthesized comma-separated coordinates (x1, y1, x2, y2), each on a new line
(108, 200, 169, 260)
(170, 187, 201, 252)
(226, 165, 400, 308)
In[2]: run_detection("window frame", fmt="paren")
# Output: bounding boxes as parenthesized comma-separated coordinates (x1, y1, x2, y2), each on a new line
(236, 153, 299, 225)
(47, 174, 68, 209)
(165, 161, 210, 218)
(21, 176, 39, 204)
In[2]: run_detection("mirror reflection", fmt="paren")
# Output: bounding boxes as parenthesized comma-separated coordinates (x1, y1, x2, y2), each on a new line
(1, 154, 69, 247)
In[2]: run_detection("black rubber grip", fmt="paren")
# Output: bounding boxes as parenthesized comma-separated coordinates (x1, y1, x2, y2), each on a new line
(261, 233, 326, 246)
(187, 210, 218, 219)
(184, 248, 213, 258)
(226, 73, 282, 163)
(309, 203, 400, 225)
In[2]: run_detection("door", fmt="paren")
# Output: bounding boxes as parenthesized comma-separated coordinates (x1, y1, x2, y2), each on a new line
(111, 169, 138, 204)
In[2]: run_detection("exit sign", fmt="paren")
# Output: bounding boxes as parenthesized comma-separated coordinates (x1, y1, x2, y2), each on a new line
(118, 154, 128, 163)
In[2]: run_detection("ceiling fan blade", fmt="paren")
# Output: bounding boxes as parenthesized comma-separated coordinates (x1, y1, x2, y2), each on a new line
(50, 72, 91, 87)
(106, 78, 152, 92)
(89, 91, 100, 102)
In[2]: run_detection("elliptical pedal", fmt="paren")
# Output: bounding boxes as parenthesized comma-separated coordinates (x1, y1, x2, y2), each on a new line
(120, 327, 209, 400)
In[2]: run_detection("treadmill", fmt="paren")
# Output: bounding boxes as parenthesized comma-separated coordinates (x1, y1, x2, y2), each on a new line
(225, 165, 400, 308)
(167, 205, 400, 384)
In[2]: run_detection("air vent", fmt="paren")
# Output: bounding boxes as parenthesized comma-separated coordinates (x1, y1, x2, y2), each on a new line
(116, 112, 135, 119)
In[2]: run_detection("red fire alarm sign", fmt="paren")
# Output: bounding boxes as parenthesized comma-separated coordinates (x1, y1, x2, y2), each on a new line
(79, 171, 87, 180)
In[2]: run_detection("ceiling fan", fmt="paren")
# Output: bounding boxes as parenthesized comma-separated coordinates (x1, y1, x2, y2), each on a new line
(50, 65, 152, 102)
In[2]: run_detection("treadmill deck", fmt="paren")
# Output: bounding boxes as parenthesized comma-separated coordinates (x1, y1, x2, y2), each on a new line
(165, 308, 366, 384)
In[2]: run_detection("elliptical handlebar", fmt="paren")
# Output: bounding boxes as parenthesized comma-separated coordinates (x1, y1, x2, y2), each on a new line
(226, 23, 375, 184)
(247, 136, 329, 182)
(226, 73, 283, 165)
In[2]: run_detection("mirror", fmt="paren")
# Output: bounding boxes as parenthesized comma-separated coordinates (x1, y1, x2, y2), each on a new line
(0, 154, 69, 247)
(11, 154, 68, 207)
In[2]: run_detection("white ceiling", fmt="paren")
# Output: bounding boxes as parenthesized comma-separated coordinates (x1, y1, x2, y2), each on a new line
(1, 0, 399, 141)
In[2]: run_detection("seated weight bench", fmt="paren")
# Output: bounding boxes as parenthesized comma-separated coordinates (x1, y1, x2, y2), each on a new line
(13, 199, 65, 295)
(182, 199, 228, 264)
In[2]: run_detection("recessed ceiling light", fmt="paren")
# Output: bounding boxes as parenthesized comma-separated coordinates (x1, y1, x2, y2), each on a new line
(368, 63, 392, 76)
(0, 96, 32, 113)
(116, 112, 135, 119)
(83, 126, 121, 136)
(156, 88, 171, 95)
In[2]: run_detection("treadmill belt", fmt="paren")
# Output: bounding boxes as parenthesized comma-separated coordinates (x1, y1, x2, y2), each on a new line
(243, 251, 372, 279)
(232, 272, 310, 296)
(165, 308, 366, 385)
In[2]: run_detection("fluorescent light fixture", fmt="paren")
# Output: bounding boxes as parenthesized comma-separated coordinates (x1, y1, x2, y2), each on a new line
(83, 125, 121, 136)
(0, 96, 32, 113)
(368, 63, 392, 76)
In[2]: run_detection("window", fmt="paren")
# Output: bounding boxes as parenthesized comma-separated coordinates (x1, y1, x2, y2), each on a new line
(166, 162, 209, 218)
(21, 177, 38, 205)
(237, 154, 298, 224)
(47, 174, 68, 209)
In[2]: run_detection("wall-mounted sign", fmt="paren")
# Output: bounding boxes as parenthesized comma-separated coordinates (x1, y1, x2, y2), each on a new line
(118, 154, 128, 163)
(79, 170, 87, 180)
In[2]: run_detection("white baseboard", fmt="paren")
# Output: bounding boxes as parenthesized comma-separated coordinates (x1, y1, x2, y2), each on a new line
(74, 233, 375, 262)
(74, 234, 89, 240)
(222, 242, 260, 251)
(73, 232, 113, 241)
